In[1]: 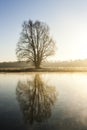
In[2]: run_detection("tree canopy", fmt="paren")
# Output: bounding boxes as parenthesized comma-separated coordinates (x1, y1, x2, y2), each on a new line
(16, 20, 56, 68)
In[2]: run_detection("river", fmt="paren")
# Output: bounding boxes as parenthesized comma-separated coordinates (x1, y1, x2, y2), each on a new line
(0, 72, 87, 130)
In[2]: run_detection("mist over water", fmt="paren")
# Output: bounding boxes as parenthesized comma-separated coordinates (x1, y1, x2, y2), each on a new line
(0, 73, 87, 130)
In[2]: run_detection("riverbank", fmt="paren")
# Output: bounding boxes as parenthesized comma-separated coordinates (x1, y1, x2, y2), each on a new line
(0, 67, 87, 72)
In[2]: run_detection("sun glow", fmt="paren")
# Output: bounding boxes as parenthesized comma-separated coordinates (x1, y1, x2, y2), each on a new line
(51, 16, 87, 61)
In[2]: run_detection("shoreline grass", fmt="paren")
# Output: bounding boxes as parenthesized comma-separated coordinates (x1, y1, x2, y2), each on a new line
(0, 67, 87, 72)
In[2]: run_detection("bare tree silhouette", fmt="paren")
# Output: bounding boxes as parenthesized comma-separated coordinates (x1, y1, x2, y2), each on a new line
(16, 74, 57, 125)
(16, 20, 56, 68)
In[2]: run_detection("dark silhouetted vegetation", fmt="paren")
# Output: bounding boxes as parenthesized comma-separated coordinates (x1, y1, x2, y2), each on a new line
(16, 20, 56, 69)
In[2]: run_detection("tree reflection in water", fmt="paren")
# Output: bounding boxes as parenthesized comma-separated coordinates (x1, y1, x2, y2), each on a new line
(16, 74, 57, 125)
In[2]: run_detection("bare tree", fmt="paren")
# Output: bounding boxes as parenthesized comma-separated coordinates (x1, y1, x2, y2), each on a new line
(16, 20, 56, 68)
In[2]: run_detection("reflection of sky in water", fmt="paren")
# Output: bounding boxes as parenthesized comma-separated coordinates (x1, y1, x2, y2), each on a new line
(0, 73, 87, 129)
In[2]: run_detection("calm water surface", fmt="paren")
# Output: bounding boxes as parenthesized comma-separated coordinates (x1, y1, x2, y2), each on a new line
(0, 72, 87, 130)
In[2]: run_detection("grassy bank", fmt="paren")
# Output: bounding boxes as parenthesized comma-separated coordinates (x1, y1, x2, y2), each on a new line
(0, 67, 87, 72)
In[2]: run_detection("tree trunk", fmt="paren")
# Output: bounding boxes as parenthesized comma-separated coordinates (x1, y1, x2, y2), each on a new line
(35, 62, 41, 69)
(35, 65, 40, 69)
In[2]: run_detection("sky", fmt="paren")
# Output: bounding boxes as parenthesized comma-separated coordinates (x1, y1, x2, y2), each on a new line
(1, 0, 87, 61)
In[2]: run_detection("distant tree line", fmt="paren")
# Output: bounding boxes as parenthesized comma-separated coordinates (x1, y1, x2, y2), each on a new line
(1, 59, 87, 68)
